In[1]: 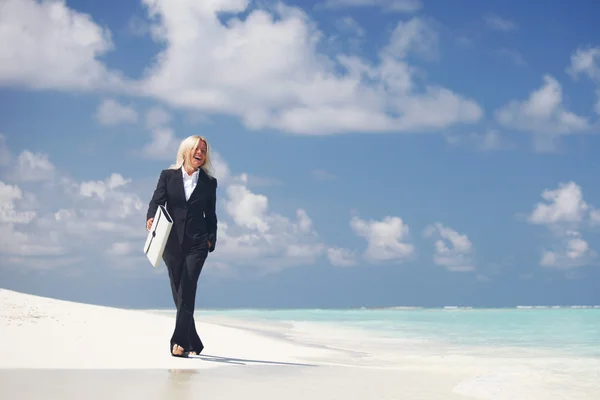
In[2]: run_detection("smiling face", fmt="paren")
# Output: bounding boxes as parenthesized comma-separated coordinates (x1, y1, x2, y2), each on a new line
(188, 139, 207, 171)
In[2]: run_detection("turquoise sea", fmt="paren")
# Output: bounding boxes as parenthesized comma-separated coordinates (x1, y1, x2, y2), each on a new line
(157, 307, 600, 359)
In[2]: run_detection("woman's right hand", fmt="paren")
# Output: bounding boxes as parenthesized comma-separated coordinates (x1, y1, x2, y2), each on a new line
(146, 218, 154, 231)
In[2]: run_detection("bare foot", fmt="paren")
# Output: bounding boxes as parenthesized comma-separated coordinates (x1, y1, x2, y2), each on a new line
(189, 351, 198, 356)
(172, 344, 185, 357)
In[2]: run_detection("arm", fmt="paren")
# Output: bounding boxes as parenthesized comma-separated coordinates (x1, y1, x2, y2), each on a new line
(146, 170, 168, 227)
(206, 177, 218, 252)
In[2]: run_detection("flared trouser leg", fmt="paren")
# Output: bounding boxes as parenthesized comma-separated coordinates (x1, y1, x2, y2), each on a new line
(164, 243, 207, 353)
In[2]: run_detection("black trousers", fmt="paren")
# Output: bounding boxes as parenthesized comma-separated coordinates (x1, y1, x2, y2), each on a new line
(163, 234, 208, 353)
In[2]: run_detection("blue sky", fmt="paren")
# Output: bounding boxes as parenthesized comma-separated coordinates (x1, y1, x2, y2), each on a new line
(1, 0, 599, 308)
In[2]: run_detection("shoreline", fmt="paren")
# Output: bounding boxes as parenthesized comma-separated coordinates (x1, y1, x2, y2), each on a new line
(0, 288, 335, 370)
(2, 288, 599, 399)
(144, 308, 600, 363)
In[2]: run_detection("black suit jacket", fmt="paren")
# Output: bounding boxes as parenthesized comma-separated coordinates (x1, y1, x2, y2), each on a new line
(146, 167, 218, 254)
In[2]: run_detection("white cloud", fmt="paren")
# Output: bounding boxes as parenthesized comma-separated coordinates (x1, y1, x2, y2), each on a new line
(0, 0, 124, 91)
(0, 134, 11, 165)
(540, 231, 595, 269)
(0, 181, 36, 224)
(446, 130, 513, 151)
(350, 215, 414, 263)
(568, 46, 600, 82)
(135, 1, 481, 135)
(224, 178, 270, 233)
(327, 247, 358, 267)
(382, 17, 438, 61)
(141, 128, 180, 160)
(495, 75, 590, 151)
(483, 13, 518, 32)
(321, 0, 423, 13)
(329, 16, 366, 54)
(1, 132, 427, 274)
(528, 181, 590, 226)
(526, 182, 599, 268)
(78, 173, 143, 220)
(11, 150, 55, 182)
(1, 141, 314, 275)
(567, 46, 600, 115)
(0, 179, 64, 258)
(209, 151, 232, 183)
(212, 175, 326, 273)
(0, 142, 149, 271)
(95, 99, 138, 126)
(423, 223, 475, 272)
(0, 0, 482, 136)
(4, 255, 85, 271)
(145, 106, 172, 129)
(107, 242, 135, 257)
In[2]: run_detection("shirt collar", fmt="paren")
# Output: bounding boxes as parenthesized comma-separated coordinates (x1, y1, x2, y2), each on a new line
(181, 166, 199, 181)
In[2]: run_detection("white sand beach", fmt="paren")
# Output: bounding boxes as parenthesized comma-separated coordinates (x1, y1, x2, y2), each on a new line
(1, 289, 598, 400)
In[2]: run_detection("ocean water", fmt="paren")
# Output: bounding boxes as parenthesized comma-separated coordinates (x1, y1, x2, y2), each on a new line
(144, 306, 600, 398)
(177, 307, 600, 359)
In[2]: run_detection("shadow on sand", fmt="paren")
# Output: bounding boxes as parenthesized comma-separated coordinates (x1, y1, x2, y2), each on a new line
(191, 353, 317, 367)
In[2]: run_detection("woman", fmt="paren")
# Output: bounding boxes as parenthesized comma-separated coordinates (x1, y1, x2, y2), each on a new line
(146, 135, 218, 357)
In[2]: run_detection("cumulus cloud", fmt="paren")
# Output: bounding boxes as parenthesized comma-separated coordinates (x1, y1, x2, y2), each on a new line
(134, 1, 481, 135)
(0, 181, 36, 225)
(0, 0, 125, 91)
(350, 215, 414, 263)
(0, 179, 62, 261)
(224, 180, 271, 233)
(212, 171, 326, 273)
(446, 130, 514, 151)
(0, 134, 11, 165)
(0, 143, 148, 271)
(0, 137, 373, 275)
(568, 46, 600, 82)
(0, 0, 482, 136)
(145, 106, 172, 129)
(528, 181, 590, 226)
(495, 75, 590, 151)
(539, 230, 595, 269)
(95, 99, 138, 126)
(526, 181, 599, 268)
(567, 46, 600, 115)
(11, 150, 55, 182)
(423, 223, 475, 272)
(141, 128, 180, 160)
(327, 247, 358, 267)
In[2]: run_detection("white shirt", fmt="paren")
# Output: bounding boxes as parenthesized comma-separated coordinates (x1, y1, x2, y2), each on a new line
(182, 166, 198, 201)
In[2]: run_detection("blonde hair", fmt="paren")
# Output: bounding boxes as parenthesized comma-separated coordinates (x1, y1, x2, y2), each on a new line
(169, 135, 214, 177)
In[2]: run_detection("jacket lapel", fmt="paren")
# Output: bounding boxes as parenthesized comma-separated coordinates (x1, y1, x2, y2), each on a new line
(188, 170, 205, 202)
(172, 168, 187, 204)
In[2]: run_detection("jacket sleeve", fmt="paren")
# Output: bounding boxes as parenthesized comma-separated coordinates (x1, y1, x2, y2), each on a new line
(146, 169, 168, 222)
(206, 177, 218, 252)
